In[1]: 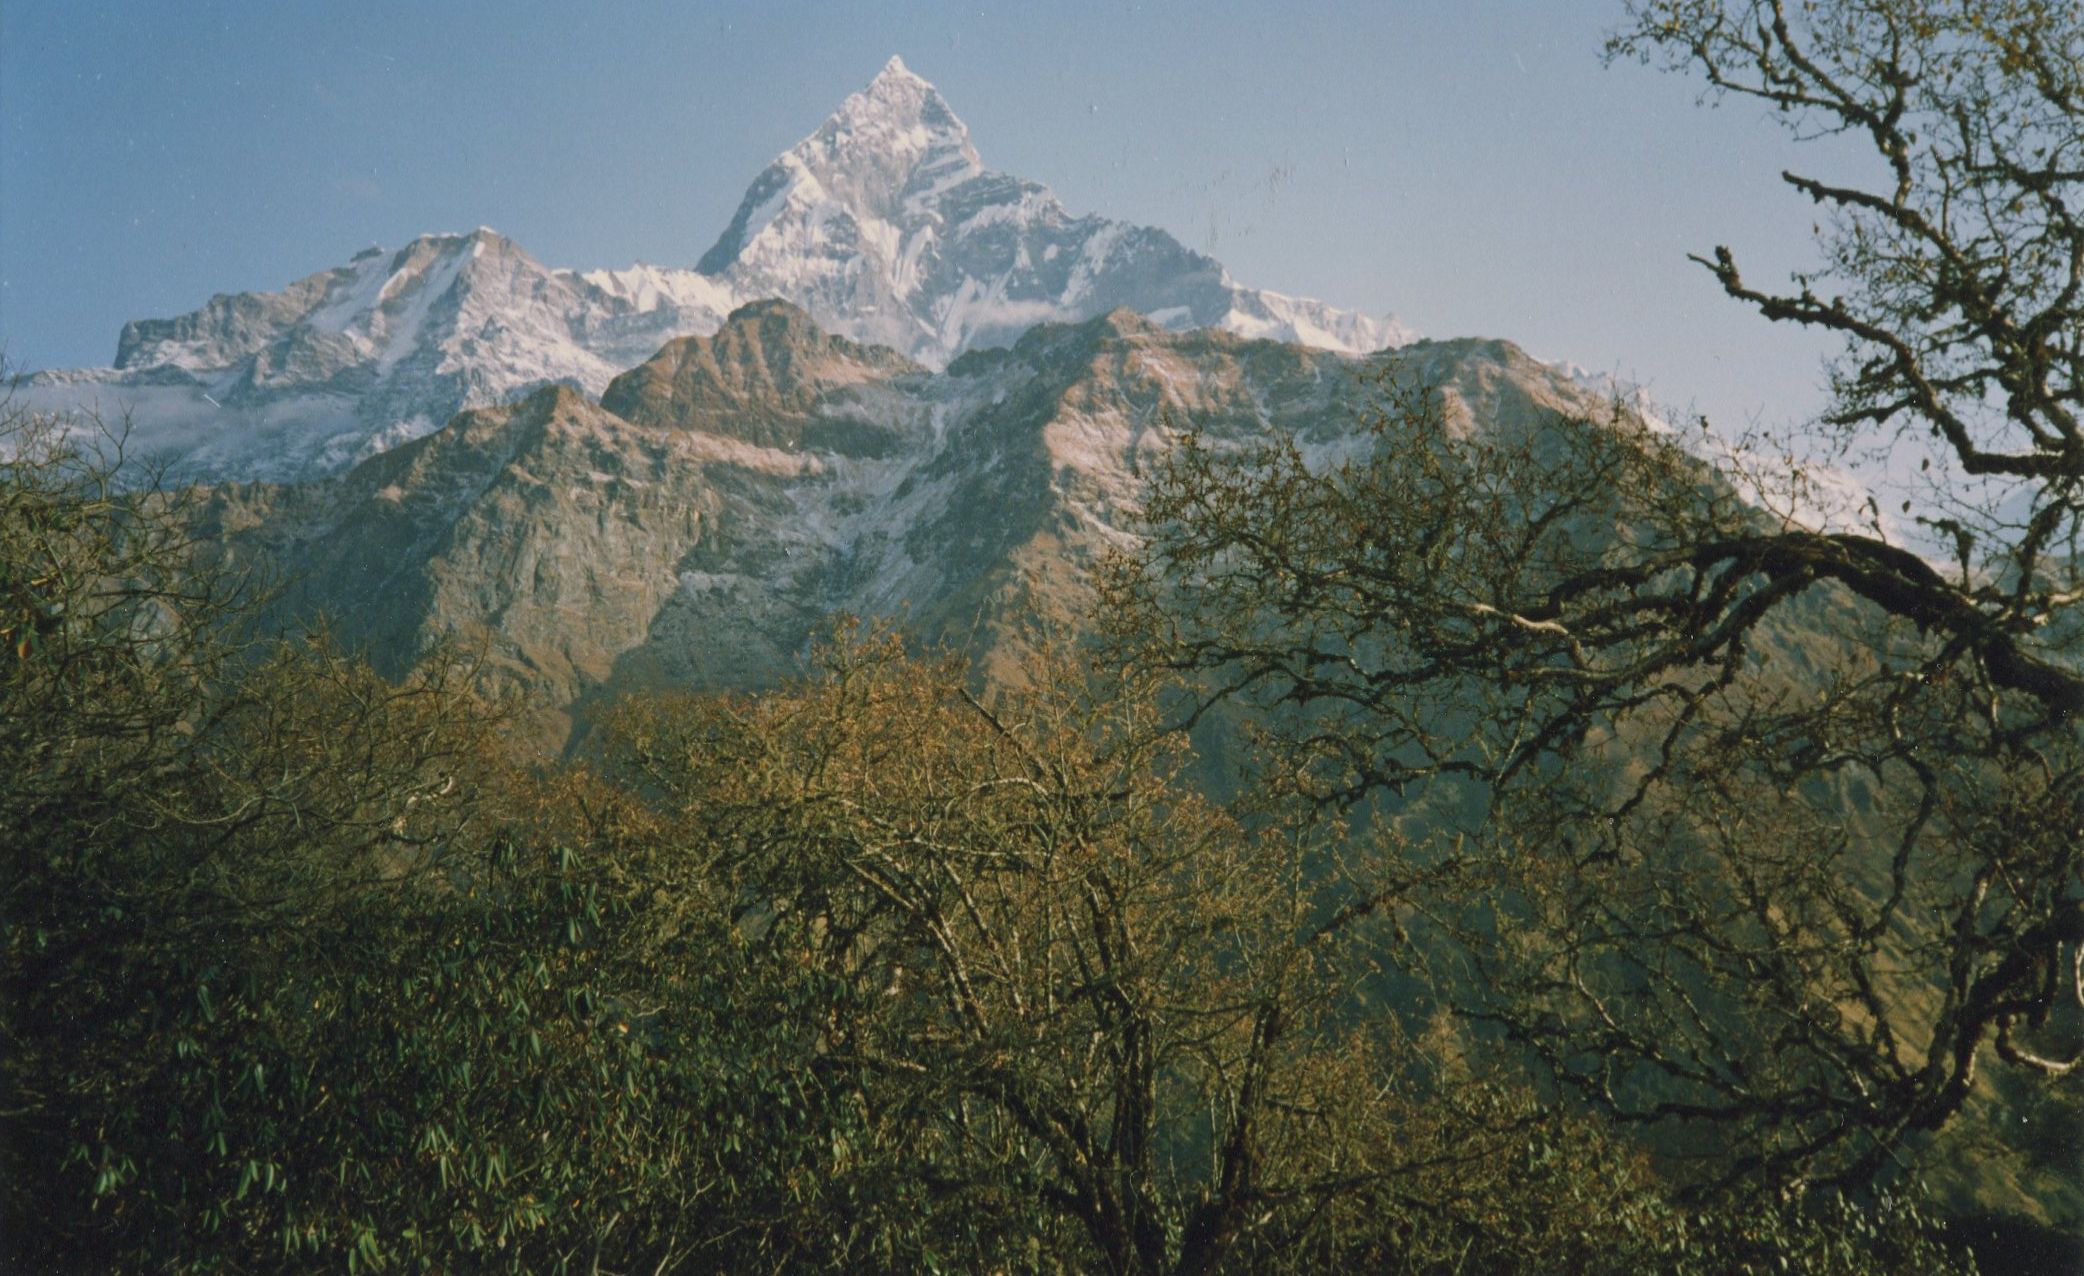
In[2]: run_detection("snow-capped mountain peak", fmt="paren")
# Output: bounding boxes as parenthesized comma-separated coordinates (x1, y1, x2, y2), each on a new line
(31, 56, 1410, 482)
(693, 57, 1408, 367)
(115, 228, 557, 379)
(873, 53, 922, 86)
(795, 57, 979, 202)
(697, 55, 983, 281)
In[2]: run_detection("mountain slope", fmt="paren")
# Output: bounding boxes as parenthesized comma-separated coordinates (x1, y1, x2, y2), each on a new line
(199, 305, 1579, 748)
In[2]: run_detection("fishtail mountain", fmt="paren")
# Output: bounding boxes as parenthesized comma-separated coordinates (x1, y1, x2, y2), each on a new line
(20, 57, 1407, 485)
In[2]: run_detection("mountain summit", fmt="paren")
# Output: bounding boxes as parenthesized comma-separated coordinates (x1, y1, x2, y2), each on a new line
(696, 56, 983, 276)
(684, 56, 1411, 362)
(26, 57, 1410, 482)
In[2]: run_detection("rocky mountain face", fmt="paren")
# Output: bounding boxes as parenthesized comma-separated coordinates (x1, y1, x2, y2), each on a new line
(197, 301, 1571, 750)
(598, 299, 923, 445)
(25, 57, 1407, 485)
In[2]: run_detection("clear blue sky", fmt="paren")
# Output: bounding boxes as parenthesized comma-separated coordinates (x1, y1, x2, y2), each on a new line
(2, 0, 1850, 435)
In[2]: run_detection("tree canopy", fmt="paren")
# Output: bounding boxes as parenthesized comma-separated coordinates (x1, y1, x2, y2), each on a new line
(1106, 0, 2082, 1222)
